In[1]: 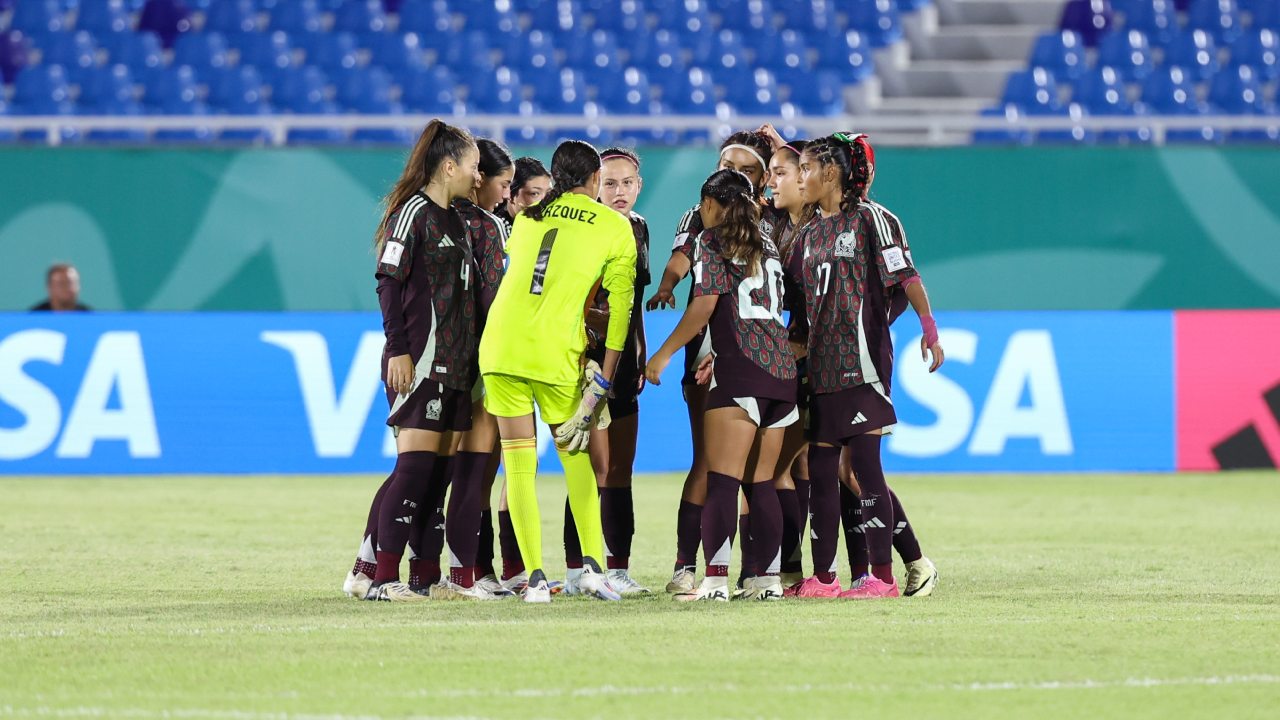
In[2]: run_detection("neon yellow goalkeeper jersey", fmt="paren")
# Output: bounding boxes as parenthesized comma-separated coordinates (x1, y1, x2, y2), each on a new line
(479, 191, 638, 387)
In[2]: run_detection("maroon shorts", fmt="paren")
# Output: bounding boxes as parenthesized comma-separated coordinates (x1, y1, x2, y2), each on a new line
(386, 380, 473, 433)
(807, 383, 896, 444)
(707, 384, 799, 429)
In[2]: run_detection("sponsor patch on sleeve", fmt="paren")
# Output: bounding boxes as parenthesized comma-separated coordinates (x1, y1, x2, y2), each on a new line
(672, 232, 689, 251)
(380, 240, 405, 267)
(882, 246, 907, 272)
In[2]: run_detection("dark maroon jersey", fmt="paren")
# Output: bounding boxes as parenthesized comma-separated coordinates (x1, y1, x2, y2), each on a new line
(453, 197, 509, 323)
(587, 212, 651, 387)
(692, 228, 797, 402)
(375, 192, 479, 392)
(793, 200, 918, 396)
(669, 203, 709, 384)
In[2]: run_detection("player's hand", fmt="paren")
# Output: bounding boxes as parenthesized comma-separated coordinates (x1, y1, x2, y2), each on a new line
(554, 361, 611, 453)
(646, 287, 676, 310)
(921, 337, 945, 373)
(758, 123, 786, 150)
(386, 354, 414, 395)
(643, 352, 671, 386)
(694, 353, 715, 385)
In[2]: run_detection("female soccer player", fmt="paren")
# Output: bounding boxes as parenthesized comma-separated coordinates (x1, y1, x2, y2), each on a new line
(562, 147, 653, 595)
(433, 138, 514, 599)
(790, 133, 944, 599)
(345, 120, 482, 602)
(645, 169, 798, 602)
(496, 157, 552, 230)
(646, 130, 775, 593)
(479, 140, 638, 604)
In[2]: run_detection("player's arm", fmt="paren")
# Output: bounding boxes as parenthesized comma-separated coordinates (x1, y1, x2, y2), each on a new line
(646, 209, 698, 309)
(643, 294, 715, 386)
(865, 205, 943, 372)
(375, 208, 417, 395)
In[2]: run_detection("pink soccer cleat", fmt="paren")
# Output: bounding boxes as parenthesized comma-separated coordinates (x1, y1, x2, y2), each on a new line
(838, 575, 900, 599)
(795, 575, 842, 598)
(782, 580, 805, 598)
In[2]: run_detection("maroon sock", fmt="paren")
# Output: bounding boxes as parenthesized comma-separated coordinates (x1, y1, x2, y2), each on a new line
(736, 508, 754, 579)
(889, 487, 924, 564)
(408, 557, 440, 588)
(476, 509, 496, 579)
(675, 499, 702, 570)
(701, 472, 740, 577)
(746, 482, 783, 575)
(498, 509, 524, 579)
(600, 487, 634, 570)
(777, 486, 803, 574)
(408, 455, 452, 571)
(361, 474, 393, 556)
(374, 451, 437, 582)
(806, 445, 841, 585)
(563, 497, 584, 569)
(848, 434, 894, 584)
(445, 451, 489, 587)
(841, 482, 869, 580)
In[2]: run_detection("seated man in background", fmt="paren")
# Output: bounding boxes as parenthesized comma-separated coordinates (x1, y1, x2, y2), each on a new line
(31, 263, 91, 312)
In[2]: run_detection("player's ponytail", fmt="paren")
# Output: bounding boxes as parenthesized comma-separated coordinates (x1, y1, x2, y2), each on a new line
(375, 119, 475, 248)
(524, 140, 601, 222)
(701, 169, 763, 275)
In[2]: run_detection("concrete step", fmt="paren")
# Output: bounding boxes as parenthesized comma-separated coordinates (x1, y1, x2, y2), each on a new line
(936, 0, 1065, 27)
(875, 96, 993, 114)
(914, 25, 1042, 61)
(886, 59, 1023, 98)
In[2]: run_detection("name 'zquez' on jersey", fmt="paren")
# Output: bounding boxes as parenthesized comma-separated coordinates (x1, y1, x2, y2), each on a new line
(791, 200, 918, 395)
(693, 228, 797, 401)
(376, 191, 478, 391)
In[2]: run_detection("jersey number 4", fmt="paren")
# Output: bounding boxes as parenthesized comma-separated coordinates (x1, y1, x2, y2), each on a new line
(529, 228, 557, 295)
(738, 258, 786, 324)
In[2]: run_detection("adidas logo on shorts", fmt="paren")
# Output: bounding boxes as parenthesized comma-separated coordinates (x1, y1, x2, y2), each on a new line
(851, 412, 868, 425)
(425, 398, 442, 421)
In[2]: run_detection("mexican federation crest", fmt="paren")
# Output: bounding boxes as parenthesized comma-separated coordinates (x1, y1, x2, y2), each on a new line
(834, 231, 856, 258)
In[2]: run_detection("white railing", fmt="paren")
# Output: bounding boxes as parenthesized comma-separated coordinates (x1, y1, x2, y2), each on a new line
(1, 113, 1278, 146)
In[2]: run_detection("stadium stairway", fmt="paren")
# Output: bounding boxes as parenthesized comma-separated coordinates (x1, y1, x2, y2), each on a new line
(873, 0, 1064, 140)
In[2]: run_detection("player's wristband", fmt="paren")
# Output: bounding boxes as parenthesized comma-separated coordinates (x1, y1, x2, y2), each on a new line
(920, 314, 939, 347)
(592, 372, 611, 391)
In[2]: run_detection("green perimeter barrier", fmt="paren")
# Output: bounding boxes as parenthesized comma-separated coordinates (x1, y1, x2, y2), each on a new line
(2, 147, 1279, 311)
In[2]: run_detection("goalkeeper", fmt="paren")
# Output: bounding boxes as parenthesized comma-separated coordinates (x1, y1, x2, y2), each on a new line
(478, 140, 638, 603)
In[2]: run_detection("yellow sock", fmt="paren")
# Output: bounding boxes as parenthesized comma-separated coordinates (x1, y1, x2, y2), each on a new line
(501, 438, 542, 574)
(558, 447, 605, 567)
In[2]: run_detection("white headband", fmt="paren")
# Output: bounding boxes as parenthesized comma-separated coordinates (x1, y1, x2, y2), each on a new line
(720, 144, 767, 172)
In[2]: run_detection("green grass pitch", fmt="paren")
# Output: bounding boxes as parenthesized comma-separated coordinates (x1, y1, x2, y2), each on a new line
(1, 472, 1278, 719)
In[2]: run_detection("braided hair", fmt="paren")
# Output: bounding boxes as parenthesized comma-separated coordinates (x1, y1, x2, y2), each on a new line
(801, 132, 874, 213)
(523, 140, 602, 221)
(702, 168, 764, 275)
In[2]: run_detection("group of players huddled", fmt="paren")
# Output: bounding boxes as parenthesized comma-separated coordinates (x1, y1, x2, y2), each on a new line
(343, 118, 944, 603)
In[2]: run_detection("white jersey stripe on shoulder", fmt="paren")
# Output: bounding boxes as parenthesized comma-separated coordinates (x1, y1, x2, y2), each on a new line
(393, 196, 427, 241)
(864, 202, 895, 248)
(870, 200, 907, 248)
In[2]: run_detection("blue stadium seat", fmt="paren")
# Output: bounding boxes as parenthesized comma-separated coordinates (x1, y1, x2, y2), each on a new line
(270, 65, 330, 112)
(728, 68, 783, 115)
(1001, 67, 1061, 112)
(535, 67, 589, 113)
(173, 32, 230, 74)
(1229, 30, 1278, 83)
(788, 68, 844, 115)
(102, 31, 164, 74)
(1058, 0, 1112, 47)
(506, 29, 558, 73)
(1, 30, 31, 84)
(596, 66, 652, 113)
(1075, 66, 1153, 143)
(1186, 0, 1242, 47)
(1030, 30, 1087, 83)
(972, 104, 1031, 145)
(207, 65, 265, 109)
(1167, 29, 1220, 82)
(690, 28, 745, 67)
(206, 0, 261, 35)
(780, 0, 838, 34)
(1123, 0, 1178, 48)
(10, 94, 80, 144)
(41, 30, 99, 85)
(14, 64, 72, 107)
(1141, 66, 1219, 142)
(814, 28, 876, 83)
(368, 32, 426, 73)
(469, 65, 524, 113)
(333, 0, 389, 35)
(334, 65, 396, 110)
(629, 28, 682, 70)
(235, 31, 295, 71)
(12, 0, 67, 38)
(564, 29, 619, 73)
(456, 1, 519, 35)
(1208, 65, 1278, 143)
(270, 0, 323, 34)
(652, 0, 712, 34)
(1254, 1, 1280, 30)
(143, 64, 198, 109)
(1033, 102, 1096, 144)
(75, 0, 131, 35)
(898, 0, 933, 10)
(401, 65, 458, 113)
(440, 31, 498, 74)
(151, 70, 212, 144)
(300, 32, 359, 72)
(717, 0, 775, 34)
(504, 125, 552, 146)
(592, 0, 646, 34)
(1097, 29, 1154, 82)
(757, 28, 809, 69)
(398, 0, 453, 35)
(850, 0, 903, 47)
(667, 66, 721, 115)
(81, 63, 136, 107)
(137, 0, 194, 48)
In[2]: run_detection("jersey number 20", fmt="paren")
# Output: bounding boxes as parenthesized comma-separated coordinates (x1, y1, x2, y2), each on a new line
(738, 258, 786, 324)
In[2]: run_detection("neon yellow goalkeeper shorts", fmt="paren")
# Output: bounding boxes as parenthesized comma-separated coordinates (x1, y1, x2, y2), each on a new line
(482, 373, 579, 426)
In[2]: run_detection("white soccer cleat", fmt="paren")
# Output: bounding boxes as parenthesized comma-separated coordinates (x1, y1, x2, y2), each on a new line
(501, 572, 529, 594)
(577, 567, 622, 601)
(680, 575, 729, 602)
(363, 581, 427, 602)
(564, 567, 584, 596)
(343, 570, 372, 599)
(904, 557, 938, 597)
(606, 569, 651, 595)
(665, 567, 697, 594)
(474, 573, 514, 597)
(452, 582, 503, 601)
(744, 575, 784, 601)
(523, 578, 552, 604)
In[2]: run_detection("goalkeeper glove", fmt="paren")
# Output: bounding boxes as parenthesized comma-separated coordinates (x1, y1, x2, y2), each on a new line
(554, 361, 611, 454)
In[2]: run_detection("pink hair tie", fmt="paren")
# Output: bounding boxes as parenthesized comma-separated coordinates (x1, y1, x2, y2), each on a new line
(601, 153, 639, 168)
